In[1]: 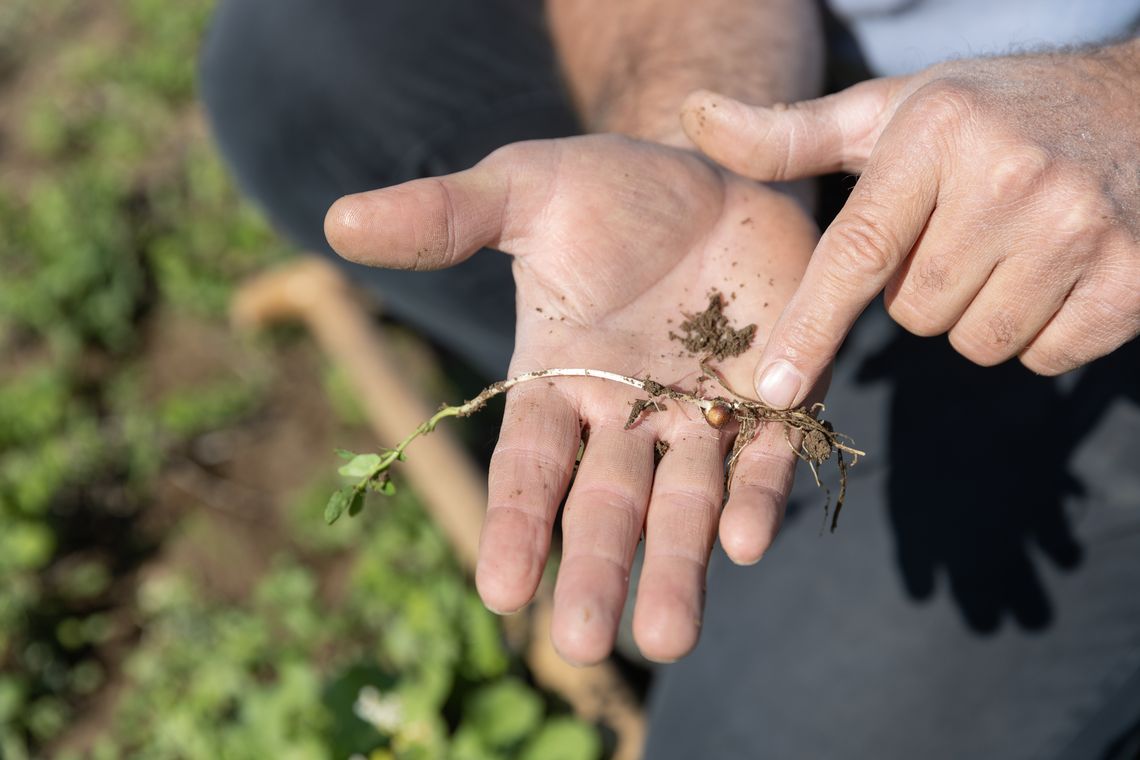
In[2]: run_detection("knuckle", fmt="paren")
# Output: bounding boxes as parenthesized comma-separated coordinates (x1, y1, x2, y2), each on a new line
(886, 254, 958, 336)
(776, 311, 838, 364)
(1020, 262, 1140, 376)
(411, 178, 456, 270)
(1045, 186, 1110, 241)
(1098, 270, 1140, 326)
(483, 141, 526, 166)
(908, 79, 978, 134)
(887, 294, 952, 337)
(910, 256, 954, 294)
(734, 106, 799, 181)
(825, 211, 904, 281)
(1019, 345, 1079, 376)
(758, 131, 795, 182)
(1067, 275, 1140, 345)
(948, 313, 1019, 366)
(985, 145, 1052, 201)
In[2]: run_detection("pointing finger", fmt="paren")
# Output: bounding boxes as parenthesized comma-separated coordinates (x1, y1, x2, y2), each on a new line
(754, 118, 943, 408)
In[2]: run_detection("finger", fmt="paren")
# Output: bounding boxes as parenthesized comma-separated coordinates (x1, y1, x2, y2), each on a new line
(948, 253, 1080, 367)
(323, 145, 548, 270)
(884, 143, 1061, 338)
(476, 383, 581, 613)
(632, 427, 724, 662)
(753, 120, 942, 409)
(882, 199, 999, 337)
(551, 426, 655, 666)
(680, 84, 894, 181)
(718, 422, 798, 566)
(1019, 262, 1140, 375)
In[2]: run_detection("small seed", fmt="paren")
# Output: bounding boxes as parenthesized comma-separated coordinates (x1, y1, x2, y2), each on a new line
(704, 401, 733, 429)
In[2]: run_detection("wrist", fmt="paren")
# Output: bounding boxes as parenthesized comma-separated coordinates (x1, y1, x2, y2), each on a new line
(548, 0, 824, 150)
(592, 91, 695, 149)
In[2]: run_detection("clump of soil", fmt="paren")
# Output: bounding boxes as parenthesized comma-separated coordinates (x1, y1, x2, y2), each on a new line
(669, 291, 756, 360)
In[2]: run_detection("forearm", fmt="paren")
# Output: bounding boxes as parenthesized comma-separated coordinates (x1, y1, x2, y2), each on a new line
(546, 0, 823, 146)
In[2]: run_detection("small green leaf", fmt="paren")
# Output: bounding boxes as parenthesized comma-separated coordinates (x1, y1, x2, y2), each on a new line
(325, 488, 352, 525)
(520, 718, 601, 760)
(463, 678, 543, 749)
(347, 489, 365, 517)
(338, 453, 381, 478)
(366, 474, 397, 496)
(334, 448, 358, 461)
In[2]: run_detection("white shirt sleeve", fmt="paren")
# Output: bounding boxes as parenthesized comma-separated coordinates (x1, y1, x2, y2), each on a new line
(826, 0, 1140, 76)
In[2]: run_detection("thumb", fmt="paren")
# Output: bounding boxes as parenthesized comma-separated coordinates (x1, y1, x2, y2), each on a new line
(680, 83, 894, 181)
(325, 152, 520, 271)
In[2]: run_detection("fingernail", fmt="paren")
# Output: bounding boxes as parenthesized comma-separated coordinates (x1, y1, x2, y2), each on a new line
(756, 361, 803, 409)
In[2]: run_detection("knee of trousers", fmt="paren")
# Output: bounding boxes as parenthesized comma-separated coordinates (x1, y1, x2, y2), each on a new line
(198, 0, 578, 253)
(197, 0, 578, 377)
(199, 0, 416, 252)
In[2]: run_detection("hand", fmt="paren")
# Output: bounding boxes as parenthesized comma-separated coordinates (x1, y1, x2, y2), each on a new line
(681, 43, 1140, 410)
(325, 134, 817, 664)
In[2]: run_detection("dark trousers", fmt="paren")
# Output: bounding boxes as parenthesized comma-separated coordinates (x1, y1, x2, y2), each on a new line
(200, 2, 1140, 757)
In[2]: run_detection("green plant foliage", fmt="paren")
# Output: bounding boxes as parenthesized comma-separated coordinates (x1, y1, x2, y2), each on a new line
(0, 171, 145, 354)
(461, 678, 544, 750)
(519, 718, 604, 760)
(106, 571, 330, 760)
(156, 375, 264, 437)
(93, 488, 596, 759)
(0, 0, 290, 752)
(0, 3, 609, 757)
(0, 417, 105, 517)
(322, 363, 369, 426)
(144, 144, 293, 316)
(0, 367, 71, 449)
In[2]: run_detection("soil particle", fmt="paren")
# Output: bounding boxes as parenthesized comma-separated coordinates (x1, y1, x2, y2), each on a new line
(802, 427, 833, 462)
(668, 290, 756, 360)
(625, 397, 665, 429)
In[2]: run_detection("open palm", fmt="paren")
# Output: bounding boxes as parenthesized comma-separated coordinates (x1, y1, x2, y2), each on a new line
(326, 134, 817, 663)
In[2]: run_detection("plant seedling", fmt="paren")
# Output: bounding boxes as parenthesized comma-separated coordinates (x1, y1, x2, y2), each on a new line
(329, 292, 863, 532)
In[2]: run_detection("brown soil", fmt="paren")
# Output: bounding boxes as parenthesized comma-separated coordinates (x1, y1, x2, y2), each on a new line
(668, 290, 756, 361)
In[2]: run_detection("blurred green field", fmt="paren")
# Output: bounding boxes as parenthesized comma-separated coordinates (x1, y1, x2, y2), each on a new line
(0, 1, 603, 758)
